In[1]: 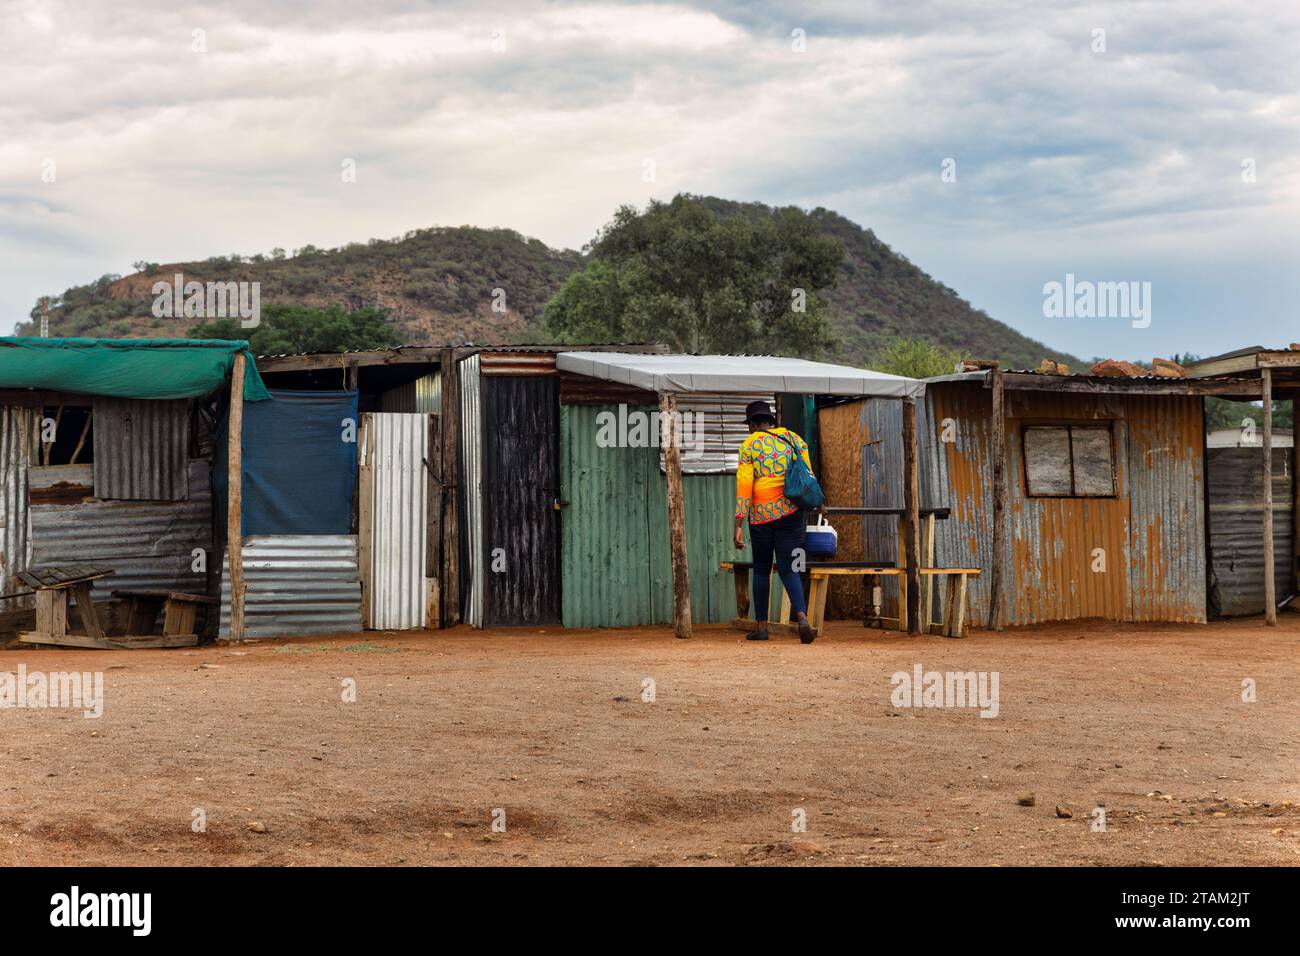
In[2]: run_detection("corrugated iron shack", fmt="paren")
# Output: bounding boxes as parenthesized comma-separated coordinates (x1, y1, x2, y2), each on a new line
(824, 367, 1261, 629)
(0, 338, 268, 645)
(1185, 347, 1300, 622)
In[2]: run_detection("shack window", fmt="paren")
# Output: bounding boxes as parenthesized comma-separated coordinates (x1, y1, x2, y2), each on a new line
(39, 405, 94, 466)
(1023, 424, 1115, 497)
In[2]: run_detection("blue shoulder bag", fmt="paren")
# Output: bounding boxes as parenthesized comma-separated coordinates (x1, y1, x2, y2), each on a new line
(762, 429, 825, 510)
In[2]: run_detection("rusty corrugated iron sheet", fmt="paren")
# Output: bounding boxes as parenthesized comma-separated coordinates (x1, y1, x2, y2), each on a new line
(459, 353, 485, 627)
(0, 406, 37, 607)
(1207, 445, 1293, 616)
(92, 397, 190, 500)
(29, 459, 213, 601)
(926, 381, 1206, 627)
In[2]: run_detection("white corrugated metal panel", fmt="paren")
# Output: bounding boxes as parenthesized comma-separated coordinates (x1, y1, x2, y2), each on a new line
(656, 392, 773, 475)
(92, 398, 190, 500)
(0, 406, 37, 608)
(364, 413, 430, 629)
(557, 351, 926, 397)
(29, 459, 213, 601)
(220, 534, 362, 638)
(460, 354, 485, 627)
(380, 372, 441, 414)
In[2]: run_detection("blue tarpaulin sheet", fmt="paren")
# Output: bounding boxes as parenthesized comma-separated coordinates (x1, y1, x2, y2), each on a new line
(215, 389, 358, 535)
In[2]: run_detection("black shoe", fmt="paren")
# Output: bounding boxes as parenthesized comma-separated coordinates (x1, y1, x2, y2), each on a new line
(798, 620, 815, 644)
(745, 630, 769, 641)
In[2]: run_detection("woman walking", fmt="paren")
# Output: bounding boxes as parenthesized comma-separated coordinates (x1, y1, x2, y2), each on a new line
(733, 400, 821, 644)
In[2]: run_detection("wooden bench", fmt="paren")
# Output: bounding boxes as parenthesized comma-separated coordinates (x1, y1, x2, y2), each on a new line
(16, 565, 115, 648)
(111, 590, 218, 647)
(720, 561, 980, 638)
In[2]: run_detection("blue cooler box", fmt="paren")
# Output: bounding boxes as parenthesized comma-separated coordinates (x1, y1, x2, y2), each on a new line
(806, 515, 838, 560)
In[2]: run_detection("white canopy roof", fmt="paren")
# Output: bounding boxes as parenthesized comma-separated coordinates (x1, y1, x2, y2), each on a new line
(556, 351, 925, 398)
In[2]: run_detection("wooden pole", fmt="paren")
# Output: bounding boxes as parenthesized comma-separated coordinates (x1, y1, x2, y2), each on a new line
(227, 352, 247, 643)
(988, 368, 1007, 632)
(659, 391, 692, 639)
(902, 397, 921, 635)
(439, 349, 461, 626)
(1292, 392, 1300, 600)
(1262, 368, 1276, 626)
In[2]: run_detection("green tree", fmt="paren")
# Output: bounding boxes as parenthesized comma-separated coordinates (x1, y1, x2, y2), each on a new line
(543, 194, 843, 357)
(190, 303, 402, 354)
(872, 337, 961, 379)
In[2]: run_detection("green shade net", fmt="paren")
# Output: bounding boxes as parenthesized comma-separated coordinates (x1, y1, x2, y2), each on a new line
(0, 337, 271, 401)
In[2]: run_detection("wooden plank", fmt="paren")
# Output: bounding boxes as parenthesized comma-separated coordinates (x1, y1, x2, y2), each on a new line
(69, 582, 105, 640)
(1263, 367, 1277, 626)
(729, 618, 811, 639)
(439, 349, 460, 627)
(902, 397, 921, 635)
(946, 574, 969, 638)
(34, 589, 67, 639)
(922, 513, 936, 631)
(989, 368, 1007, 632)
(732, 566, 750, 619)
(357, 414, 374, 627)
(108, 633, 200, 649)
(18, 630, 111, 649)
(659, 391, 692, 639)
(227, 352, 246, 643)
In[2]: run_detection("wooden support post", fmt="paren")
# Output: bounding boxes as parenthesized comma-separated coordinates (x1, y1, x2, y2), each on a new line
(227, 353, 246, 643)
(902, 397, 921, 635)
(659, 391, 692, 639)
(439, 349, 461, 626)
(988, 368, 1007, 632)
(1293, 392, 1300, 599)
(1262, 368, 1276, 626)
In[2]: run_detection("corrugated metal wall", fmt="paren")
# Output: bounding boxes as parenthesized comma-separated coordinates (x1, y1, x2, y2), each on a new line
(380, 371, 441, 414)
(220, 535, 362, 638)
(363, 413, 431, 629)
(29, 460, 212, 601)
(560, 404, 745, 627)
(482, 376, 561, 626)
(925, 382, 1206, 627)
(458, 354, 485, 627)
(0, 406, 37, 608)
(92, 398, 190, 500)
(661, 392, 772, 475)
(816, 397, 942, 621)
(1207, 446, 1293, 616)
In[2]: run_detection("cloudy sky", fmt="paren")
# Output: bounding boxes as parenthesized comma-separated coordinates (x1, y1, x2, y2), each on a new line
(2, 0, 1296, 361)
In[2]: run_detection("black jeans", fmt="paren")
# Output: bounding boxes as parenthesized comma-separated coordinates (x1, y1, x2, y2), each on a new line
(749, 509, 807, 623)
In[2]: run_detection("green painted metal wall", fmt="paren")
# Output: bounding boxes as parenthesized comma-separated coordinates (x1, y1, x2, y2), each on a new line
(560, 404, 751, 627)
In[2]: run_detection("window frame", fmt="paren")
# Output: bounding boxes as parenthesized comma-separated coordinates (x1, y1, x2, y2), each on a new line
(1019, 420, 1118, 499)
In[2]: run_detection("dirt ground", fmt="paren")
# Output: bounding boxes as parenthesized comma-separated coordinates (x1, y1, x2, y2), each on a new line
(2, 614, 1298, 867)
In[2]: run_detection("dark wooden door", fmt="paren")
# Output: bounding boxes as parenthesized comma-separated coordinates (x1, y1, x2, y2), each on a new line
(481, 375, 561, 625)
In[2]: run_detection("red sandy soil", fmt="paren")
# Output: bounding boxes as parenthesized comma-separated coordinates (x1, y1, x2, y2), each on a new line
(2, 616, 1298, 866)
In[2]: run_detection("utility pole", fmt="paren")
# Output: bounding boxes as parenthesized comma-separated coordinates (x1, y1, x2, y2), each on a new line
(40, 297, 50, 338)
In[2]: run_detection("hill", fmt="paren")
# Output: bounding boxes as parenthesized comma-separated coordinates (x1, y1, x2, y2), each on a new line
(21, 201, 1077, 368)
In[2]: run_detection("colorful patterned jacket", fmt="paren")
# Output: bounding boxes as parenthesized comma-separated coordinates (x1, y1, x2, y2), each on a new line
(735, 427, 814, 524)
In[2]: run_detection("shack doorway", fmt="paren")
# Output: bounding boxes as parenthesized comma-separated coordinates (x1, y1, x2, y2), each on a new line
(359, 412, 437, 630)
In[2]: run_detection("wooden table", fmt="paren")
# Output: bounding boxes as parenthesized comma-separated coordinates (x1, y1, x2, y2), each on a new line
(16, 565, 115, 648)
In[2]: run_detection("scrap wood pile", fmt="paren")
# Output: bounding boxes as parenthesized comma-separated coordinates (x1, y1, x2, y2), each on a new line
(957, 357, 1189, 378)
